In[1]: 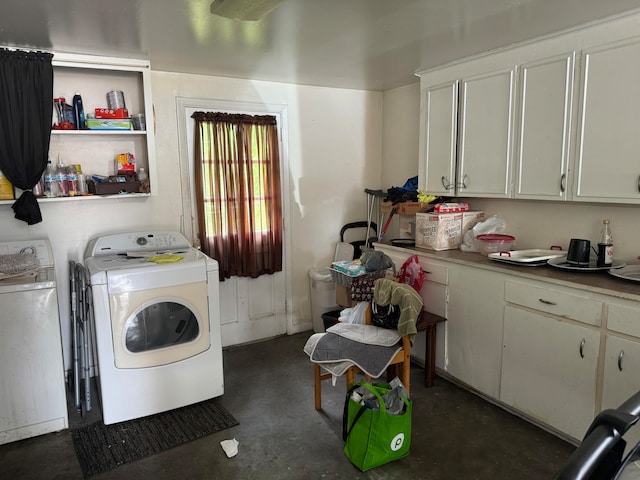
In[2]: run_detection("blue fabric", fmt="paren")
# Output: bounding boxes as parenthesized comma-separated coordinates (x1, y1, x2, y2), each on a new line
(397, 176, 418, 192)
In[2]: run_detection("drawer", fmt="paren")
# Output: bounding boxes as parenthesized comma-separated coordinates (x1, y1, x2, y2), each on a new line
(418, 260, 448, 285)
(608, 302, 640, 338)
(373, 245, 448, 285)
(505, 280, 603, 326)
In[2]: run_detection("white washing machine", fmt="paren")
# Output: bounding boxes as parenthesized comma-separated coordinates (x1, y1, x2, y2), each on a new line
(84, 231, 224, 425)
(0, 239, 68, 445)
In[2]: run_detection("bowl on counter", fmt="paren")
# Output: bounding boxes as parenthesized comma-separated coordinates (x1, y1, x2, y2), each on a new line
(476, 234, 516, 255)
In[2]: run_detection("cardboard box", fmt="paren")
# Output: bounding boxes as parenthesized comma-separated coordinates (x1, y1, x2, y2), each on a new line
(381, 201, 429, 215)
(462, 211, 485, 238)
(0, 170, 14, 200)
(415, 212, 463, 251)
(335, 284, 356, 308)
(86, 119, 132, 130)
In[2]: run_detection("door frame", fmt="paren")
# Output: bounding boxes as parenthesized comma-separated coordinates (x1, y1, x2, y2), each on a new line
(176, 97, 293, 340)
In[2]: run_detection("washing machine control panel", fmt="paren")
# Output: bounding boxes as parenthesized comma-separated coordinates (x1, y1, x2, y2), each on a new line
(85, 231, 193, 257)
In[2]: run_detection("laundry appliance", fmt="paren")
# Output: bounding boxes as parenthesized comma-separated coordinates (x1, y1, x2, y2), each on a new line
(84, 231, 223, 425)
(0, 239, 67, 444)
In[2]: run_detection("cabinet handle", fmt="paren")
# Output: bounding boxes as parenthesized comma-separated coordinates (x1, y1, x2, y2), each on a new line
(618, 350, 624, 371)
(638, 176, 640, 193)
(441, 177, 454, 190)
(560, 173, 566, 193)
(458, 174, 468, 190)
(538, 298, 557, 305)
(579, 338, 585, 358)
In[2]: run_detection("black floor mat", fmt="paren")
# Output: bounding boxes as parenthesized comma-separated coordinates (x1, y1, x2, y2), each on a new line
(71, 399, 239, 478)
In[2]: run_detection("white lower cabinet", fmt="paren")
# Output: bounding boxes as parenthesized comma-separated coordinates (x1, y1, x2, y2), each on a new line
(501, 305, 599, 440)
(602, 335, 640, 410)
(603, 301, 640, 410)
(446, 265, 505, 399)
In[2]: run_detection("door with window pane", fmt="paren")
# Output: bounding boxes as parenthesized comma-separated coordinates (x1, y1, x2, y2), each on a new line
(180, 102, 288, 346)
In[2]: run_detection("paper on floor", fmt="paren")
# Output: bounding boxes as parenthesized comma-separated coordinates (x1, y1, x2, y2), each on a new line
(220, 438, 239, 458)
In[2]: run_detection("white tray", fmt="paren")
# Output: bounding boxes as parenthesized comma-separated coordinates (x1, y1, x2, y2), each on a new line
(488, 249, 565, 264)
(608, 265, 640, 282)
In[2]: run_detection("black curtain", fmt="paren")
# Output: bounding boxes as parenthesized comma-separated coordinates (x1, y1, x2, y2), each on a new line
(0, 49, 53, 225)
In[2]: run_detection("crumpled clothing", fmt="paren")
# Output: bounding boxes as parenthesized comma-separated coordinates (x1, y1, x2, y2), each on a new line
(373, 278, 422, 343)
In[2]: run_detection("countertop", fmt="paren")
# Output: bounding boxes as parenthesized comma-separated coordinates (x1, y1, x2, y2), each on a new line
(373, 243, 640, 303)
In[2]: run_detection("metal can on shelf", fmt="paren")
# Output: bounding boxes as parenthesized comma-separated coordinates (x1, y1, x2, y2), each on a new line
(106, 90, 126, 110)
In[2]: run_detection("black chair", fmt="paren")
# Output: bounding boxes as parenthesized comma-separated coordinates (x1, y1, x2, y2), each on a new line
(340, 221, 377, 259)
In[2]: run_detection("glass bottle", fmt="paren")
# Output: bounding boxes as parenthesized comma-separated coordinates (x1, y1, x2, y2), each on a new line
(598, 219, 613, 266)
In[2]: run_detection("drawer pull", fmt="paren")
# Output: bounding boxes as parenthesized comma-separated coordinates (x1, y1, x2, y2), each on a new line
(579, 338, 586, 358)
(618, 350, 624, 371)
(538, 298, 557, 306)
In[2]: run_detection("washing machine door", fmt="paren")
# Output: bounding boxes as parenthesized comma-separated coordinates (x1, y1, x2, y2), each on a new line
(107, 263, 211, 369)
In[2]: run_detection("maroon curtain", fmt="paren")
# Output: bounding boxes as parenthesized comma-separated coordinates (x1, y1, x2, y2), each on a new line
(192, 112, 283, 280)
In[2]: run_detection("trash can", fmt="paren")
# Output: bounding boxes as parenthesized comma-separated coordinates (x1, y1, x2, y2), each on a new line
(309, 267, 339, 333)
(322, 309, 342, 331)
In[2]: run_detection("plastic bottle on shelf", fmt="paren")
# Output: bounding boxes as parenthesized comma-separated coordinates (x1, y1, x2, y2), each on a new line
(137, 167, 148, 181)
(66, 164, 79, 196)
(55, 157, 69, 196)
(43, 159, 59, 197)
(73, 92, 86, 130)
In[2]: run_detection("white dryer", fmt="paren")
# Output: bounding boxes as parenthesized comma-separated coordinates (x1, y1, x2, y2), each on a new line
(84, 231, 223, 425)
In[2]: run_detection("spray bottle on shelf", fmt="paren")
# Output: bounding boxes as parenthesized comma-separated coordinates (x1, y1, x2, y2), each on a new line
(55, 155, 69, 196)
(43, 159, 59, 197)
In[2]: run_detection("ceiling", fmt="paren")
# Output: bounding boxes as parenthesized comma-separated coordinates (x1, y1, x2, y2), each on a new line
(2, 0, 640, 91)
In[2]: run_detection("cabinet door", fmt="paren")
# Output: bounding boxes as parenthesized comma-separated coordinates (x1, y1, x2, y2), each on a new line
(501, 305, 599, 440)
(446, 264, 504, 399)
(419, 81, 458, 196)
(575, 40, 640, 203)
(602, 335, 640, 453)
(458, 68, 515, 197)
(515, 53, 575, 200)
(602, 335, 640, 410)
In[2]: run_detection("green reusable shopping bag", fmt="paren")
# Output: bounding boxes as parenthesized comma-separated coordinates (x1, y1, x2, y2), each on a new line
(342, 381, 412, 471)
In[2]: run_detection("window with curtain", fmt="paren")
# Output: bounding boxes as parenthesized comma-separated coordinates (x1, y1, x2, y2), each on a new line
(191, 112, 283, 281)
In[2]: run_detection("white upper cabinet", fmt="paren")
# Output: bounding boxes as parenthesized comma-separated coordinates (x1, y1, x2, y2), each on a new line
(514, 53, 576, 200)
(418, 67, 515, 198)
(574, 39, 640, 203)
(418, 81, 458, 196)
(458, 68, 515, 197)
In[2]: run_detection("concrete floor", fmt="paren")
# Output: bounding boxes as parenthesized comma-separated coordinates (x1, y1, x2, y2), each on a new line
(0, 332, 576, 479)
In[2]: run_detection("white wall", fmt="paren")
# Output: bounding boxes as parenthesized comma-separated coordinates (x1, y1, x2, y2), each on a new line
(0, 72, 383, 372)
(380, 83, 421, 241)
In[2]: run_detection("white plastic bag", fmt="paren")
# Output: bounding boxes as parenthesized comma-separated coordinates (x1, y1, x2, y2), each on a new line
(338, 301, 369, 324)
(460, 215, 507, 252)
